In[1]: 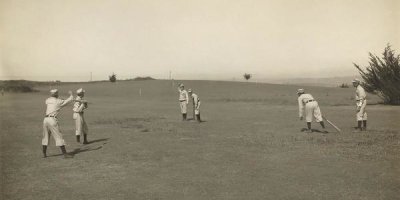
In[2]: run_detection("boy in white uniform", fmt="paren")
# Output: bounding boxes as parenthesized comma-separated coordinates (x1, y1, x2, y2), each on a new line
(352, 79, 367, 131)
(297, 89, 326, 133)
(188, 89, 201, 122)
(178, 84, 189, 121)
(42, 89, 74, 158)
(73, 88, 89, 144)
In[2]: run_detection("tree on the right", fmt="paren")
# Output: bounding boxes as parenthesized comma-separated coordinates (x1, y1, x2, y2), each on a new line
(354, 44, 400, 105)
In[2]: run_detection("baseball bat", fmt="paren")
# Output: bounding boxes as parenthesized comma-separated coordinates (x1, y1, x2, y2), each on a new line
(322, 116, 341, 133)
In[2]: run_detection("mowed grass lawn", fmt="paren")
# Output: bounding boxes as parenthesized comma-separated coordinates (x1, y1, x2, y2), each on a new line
(1, 80, 399, 200)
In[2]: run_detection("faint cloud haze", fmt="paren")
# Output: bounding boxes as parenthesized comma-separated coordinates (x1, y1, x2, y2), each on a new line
(0, 0, 399, 81)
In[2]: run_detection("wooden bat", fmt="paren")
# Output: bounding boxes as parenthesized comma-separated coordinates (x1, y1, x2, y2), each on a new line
(322, 116, 341, 133)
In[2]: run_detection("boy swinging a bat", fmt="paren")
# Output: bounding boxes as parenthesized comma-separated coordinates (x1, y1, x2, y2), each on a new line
(297, 89, 327, 133)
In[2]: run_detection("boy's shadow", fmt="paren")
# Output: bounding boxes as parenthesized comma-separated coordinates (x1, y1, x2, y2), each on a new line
(71, 138, 109, 155)
(47, 138, 109, 157)
(187, 118, 206, 123)
(87, 138, 109, 144)
(300, 128, 328, 133)
(70, 146, 103, 155)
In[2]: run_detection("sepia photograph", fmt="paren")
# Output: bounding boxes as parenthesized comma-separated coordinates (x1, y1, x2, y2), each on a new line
(0, 0, 399, 199)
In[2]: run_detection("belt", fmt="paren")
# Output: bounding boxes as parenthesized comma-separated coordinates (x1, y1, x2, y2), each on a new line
(179, 100, 187, 102)
(45, 115, 56, 118)
(306, 99, 315, 103)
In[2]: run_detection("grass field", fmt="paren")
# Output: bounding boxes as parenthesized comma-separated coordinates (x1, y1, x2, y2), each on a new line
(1, 80, 399, 200)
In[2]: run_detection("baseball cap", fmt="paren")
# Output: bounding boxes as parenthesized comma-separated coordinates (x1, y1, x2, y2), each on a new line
(76, 88, 85, 94)
(50, 89, 58, 94)
(297, 88, 305, 94)
(352, 79, 360, 83)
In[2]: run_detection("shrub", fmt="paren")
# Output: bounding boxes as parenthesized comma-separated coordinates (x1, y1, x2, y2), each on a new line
(243, 73, 252, 81)
(0, 80, 37, 93)
(109, 73, 117, 82)
(339, 83, 349, 88)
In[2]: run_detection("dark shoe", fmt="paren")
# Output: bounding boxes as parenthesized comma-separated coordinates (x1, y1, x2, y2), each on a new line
(60, 145, 73, 158)
(320, 121, 326, 129)
(357, 121, 362, 130)
(83, 134, 89, 144)
(196, 114, 201, 122)
(362, 120, 367, 131)
(307, 122, 312, 130)
(42, 145, 47, 158)
(60, 145, 68, 154)
(76, 135, 81, 143)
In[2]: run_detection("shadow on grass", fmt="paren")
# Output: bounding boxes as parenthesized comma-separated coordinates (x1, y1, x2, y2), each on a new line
(70, 146, 103, 156)
(46, 146, 103, 158)
(185, 117, 207, 123)
(46, 138, 109, 158)
(87, 138, 109, 144)
(69, 138, 110, 155)
(300, 128, 328, 134)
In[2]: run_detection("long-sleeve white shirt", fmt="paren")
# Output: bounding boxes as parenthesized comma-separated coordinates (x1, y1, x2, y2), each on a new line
(73, 96, 87, 113)
(45, 95, 73, 117)
(191, 93, 200, 107)
(355, 85, 367, 101)
(178, 89, 189, 103)
(297, 93, 315, 118)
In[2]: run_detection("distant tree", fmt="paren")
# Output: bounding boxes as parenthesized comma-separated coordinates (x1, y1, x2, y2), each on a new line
(354, 44, 400, 105)
(133, 76, 156, 81)
(0, 80, 37, 93)
(243, 73, 252, 81)
(109, 73, 117, 83)
(339, 83, 349, 88)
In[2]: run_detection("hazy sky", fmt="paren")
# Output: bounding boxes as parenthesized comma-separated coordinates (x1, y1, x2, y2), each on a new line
(0, 0, 399, 81)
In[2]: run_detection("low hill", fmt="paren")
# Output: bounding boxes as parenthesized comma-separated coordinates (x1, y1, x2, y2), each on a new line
(264, 76, 360, 87)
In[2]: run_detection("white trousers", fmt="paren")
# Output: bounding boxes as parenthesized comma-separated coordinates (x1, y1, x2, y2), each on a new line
(179, 101, 187, 114)
(73, 113, 88, 136)
(305, 101, 323, 123)
(42, 117, 65, 146)
(356, 99, 368, 121)
(194, 102, 201, 115)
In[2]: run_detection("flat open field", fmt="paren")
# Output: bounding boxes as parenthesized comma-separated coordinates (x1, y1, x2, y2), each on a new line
(1, 80, 399, 200)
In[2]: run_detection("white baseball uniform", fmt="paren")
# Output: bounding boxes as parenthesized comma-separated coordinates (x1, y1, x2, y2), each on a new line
(178, 89, 189, 114)
(73, 96, 88, 136)
(191, 93, 201, 115)
(298, 93, 323, 123)
(355, 85, 367, 121)
(42, 95, 73, 146)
